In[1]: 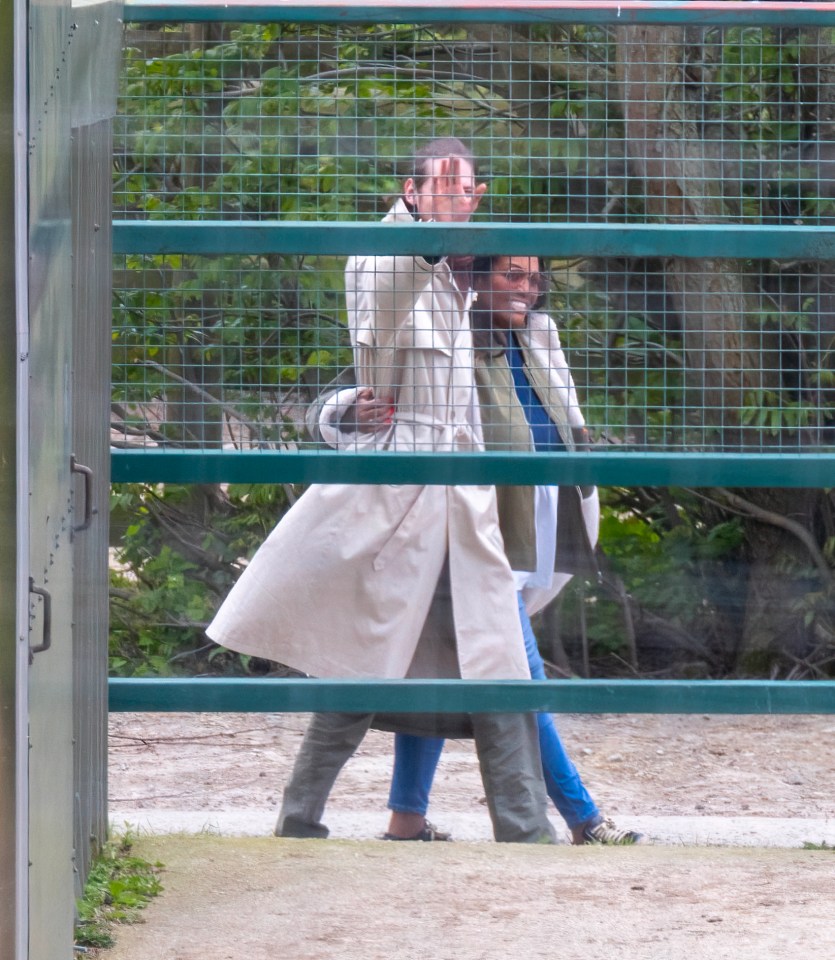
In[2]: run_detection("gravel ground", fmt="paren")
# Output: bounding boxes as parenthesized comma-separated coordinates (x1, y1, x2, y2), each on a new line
(104, 838, 835, 960)
(100, 711, 835, 960)
(108, 711, 835, 845)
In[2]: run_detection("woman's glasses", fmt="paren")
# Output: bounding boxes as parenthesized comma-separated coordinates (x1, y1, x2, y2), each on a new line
(501, 269, 547, 290)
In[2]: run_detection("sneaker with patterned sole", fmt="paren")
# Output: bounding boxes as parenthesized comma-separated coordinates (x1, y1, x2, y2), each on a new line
(572, 816, 643, 846)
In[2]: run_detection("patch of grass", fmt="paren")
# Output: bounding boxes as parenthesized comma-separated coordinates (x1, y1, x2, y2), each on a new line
(802, 841, 834, 850)
(75, 834, 164, 950)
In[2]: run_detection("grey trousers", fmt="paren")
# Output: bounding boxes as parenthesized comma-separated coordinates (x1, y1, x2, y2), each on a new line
(277, 563, 556, 844)
(277, 710, 556, 844)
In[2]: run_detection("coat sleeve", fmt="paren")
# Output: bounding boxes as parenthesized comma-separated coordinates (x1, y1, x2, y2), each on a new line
(524, 312, 586, 431)
(317, 386, 363, 450)
(521, 487, 600, 617)
(344, 250, 440, 400)
(518, 314, 601, 617)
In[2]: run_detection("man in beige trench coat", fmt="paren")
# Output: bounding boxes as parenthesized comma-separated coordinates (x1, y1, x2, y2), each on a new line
(208, 139, 556, 843)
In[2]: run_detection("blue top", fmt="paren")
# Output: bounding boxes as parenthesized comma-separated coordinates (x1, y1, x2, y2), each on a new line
(506, 332, 565, 453)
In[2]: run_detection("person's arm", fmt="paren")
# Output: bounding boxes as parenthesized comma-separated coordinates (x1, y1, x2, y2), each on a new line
(346, 157, 486, 396)
(354, 158, 486, 332)
(345, 235, 441, 404)
(318, 386, 393, 449)
(521, 312, 589, 438)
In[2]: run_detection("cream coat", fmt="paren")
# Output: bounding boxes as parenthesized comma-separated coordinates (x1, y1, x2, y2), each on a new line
(320, 310, 601, 619)
(206, 202, 527, 680)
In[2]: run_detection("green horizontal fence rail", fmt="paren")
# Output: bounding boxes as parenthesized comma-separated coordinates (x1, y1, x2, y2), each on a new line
(112, 222, 835, 261)
(108, 677, 835, 715)
(110, 449, 835, 487)
(124, 0, 835, 28)
(111, 0, 835, 715)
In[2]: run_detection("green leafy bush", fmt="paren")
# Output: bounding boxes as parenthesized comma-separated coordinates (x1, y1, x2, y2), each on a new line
(75, 836, 163, 949)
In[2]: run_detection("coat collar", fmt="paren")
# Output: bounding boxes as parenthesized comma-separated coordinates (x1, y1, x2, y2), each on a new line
(384, 197, 419, 223)
(381, 199, 474, 307)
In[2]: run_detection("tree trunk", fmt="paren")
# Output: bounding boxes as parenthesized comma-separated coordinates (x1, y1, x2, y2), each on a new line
(734, 488, 823, 673)
(614, 25, 829, 671)
(615, 24, 782, 448)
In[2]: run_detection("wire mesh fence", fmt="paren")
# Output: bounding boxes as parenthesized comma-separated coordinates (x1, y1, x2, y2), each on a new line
(112, 12, 835, 455)
(114, 19, 835, 225)
(112, 252, 835, 453)
(107, 5, 835, 683)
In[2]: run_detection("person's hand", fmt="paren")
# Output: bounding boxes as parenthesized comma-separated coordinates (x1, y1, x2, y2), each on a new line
(572, 426, 591, 449)
(353, 387, 395, 433)
(422, 156, 487, 223)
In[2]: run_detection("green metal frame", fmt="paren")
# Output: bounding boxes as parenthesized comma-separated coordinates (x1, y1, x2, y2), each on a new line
(113, 222, 835, 261)
(111, 0, 835, 715)
(108, 677, 835, 715)
(124, 1, 835, 29)
(110, 450, 835, 488)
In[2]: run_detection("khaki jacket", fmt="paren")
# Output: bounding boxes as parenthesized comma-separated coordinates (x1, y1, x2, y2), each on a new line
(476, 312, 600, 615)
(206, 202, 527, 680)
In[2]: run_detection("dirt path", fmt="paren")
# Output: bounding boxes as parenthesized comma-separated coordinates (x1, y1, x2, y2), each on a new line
(109, 711, 835, 843)
(102, 712, 835, 959)
(105, 838, 835, 960)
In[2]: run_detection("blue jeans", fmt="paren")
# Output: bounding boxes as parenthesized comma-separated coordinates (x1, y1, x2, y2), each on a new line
(388, 593, 600, 830)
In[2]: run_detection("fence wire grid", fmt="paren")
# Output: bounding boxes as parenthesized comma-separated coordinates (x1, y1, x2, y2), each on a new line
(112, 14, 835, 454)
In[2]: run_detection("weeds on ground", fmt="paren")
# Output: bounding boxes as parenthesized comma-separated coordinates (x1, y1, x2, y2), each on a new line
(75, 834, 163, 950)
(802, 841, 834, 850)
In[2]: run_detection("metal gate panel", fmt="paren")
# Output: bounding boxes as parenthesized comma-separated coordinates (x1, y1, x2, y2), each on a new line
(26, 0, 76, 955)
(0, 0, 22, 955)
(70, 0, 122, 897)
(108, 2, 835, 715)
(70, 119, 112, 901)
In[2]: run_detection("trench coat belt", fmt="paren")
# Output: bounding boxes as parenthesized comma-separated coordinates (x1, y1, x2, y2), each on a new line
(392, 412, 477, 446)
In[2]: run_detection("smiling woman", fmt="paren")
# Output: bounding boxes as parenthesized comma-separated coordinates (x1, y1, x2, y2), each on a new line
(471, 255, 548, 330)
(306, 246, 624, 843)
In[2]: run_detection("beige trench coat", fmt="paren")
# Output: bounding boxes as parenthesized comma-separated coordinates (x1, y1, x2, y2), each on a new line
(322, 309, 601, 620)
(206, 202, 527, 680)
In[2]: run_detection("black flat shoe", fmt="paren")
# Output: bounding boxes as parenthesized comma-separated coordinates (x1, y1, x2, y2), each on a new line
(381, 820, 452, 841)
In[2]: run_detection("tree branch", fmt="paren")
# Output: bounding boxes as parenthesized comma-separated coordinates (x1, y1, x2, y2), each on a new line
(711, 487, 833, 582)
